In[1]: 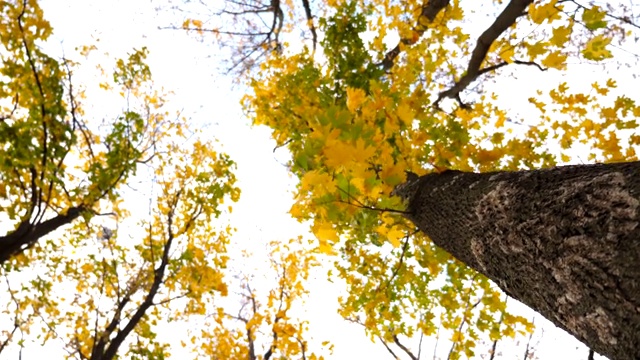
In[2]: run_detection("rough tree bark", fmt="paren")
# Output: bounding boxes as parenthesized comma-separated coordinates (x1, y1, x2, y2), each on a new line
(394, 161, 640, 360)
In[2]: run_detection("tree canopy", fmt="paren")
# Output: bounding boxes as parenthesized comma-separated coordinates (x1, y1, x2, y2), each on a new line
(0, 1, 321, 359)
(191, 0, 640, 357)
(2, 0, 639, 358)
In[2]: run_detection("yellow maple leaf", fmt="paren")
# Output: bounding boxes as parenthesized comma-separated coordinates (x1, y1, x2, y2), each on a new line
(550, 25, 572, 47)
(476, 148, 502, 163)
(582, 6, 607, 30)
(323, 139, 352, 168)
(541, 51, 567, 70)
(529, 0, 561, 24)
(346, 87, 366, 112)
(525, 41, 548, 60)
(451, 330, 464, 342)
(499, 47, 514, 63)
(582, 35, 613, 61)
(300, 170, 335, 195)
(387, 226, 405, 247)
(396, 102, 415, 126)
(318, 239, 336, 255)
(313, 223, 338, 243)
(352, 139, 376, 163)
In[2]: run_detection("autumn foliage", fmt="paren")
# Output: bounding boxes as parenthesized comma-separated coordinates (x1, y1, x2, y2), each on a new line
(0, 1, 320, 359)
(2, 0, 640, 358)
(234, 0, 639, 357)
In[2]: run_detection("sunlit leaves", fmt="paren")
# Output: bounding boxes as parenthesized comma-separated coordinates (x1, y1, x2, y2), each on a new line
(191, 236, 325, 359)
(582, 34, 613, 61)
(529, 0, 562, 24)
(0, 1, 250, 358)
(346, 86, 366, 112)
(550, 25, 572, 48)
(113, 47, 151, 89)
(242, 0, 640, 357)
(541, 50, 567, 70)
(313, 222, 339, 254)
(582, 6, 608, 30)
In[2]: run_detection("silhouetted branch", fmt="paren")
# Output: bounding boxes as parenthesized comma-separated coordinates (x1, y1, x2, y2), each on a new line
(300, 0, 317, 51)
(434, 0, 533, 109)
(393, 334, 419, 360)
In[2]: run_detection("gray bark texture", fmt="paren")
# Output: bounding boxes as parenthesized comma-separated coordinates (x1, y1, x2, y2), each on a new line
(395, 161, 640, 360)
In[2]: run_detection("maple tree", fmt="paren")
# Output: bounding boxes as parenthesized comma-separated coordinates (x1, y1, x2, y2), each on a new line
(0, 1, 322, 359)
(394, 161, 640, 360)
(185, 0, 640, 358)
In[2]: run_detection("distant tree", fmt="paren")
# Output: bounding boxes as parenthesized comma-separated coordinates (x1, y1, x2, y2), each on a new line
(172, 0, 318, 75)
(0, 1, 323, 359)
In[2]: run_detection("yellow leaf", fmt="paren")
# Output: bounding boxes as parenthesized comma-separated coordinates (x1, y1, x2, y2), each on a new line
(525, 41, 548, 59)
(503, 326, 516, 338)
(591, 82, 609, 96)
(529, 0, 561, 24)
(352, 139, 376, 163)
(300, 170, 335, 194)
(582, 35, 613, 61)
(476, 148, 502, 163)
(323, 138, 351, 169)
(541, 51, 567, 70)
(350, 177, 366, 193)
(346, 87, 366, 112)
(380, 213, 394, 225)
(550, 25, 572, 47)
(499, 47, 514, 63)
(387, 226, 405, 247)
(451, 330, 464, 342)
(313, 223, 338, 243)
(318, 240, 336, 255)
(582, 6, 607, 30)
(396, 102, 415, 126)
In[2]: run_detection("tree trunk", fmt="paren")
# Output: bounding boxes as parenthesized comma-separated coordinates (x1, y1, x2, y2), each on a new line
(398, 161, 640, 360)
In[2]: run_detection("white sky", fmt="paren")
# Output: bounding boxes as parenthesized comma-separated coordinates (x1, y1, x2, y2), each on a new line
(7, 0, 618, 358)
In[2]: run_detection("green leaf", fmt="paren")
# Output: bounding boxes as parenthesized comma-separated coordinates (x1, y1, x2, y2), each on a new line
(582, 6, 607, 30)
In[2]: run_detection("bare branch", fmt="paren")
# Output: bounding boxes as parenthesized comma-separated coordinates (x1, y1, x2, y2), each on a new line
(435, 0, 534, 109)
(300, 0, 317, 51)
(522, 317, 536, 360)
(393, 334, 419, 360)
(378, 335, 399, 359)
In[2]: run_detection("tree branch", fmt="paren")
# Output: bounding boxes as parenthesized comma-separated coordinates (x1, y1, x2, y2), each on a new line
(434, 0, 534, 109)
(381, 0, 451, 70)
(393, 335, 418, 360)
(0, 205, 85, 263)
(300, 0, 317, 51)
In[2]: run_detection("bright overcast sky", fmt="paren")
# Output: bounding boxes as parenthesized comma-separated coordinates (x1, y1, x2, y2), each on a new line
(25, 0, 612, 358)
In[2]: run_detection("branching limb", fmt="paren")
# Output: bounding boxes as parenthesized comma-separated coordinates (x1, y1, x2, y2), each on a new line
(434, 0, 534, 109)
(378, 335, 399, 359)
(393, 335, 419, 360)
(0, 205, 85, 263)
